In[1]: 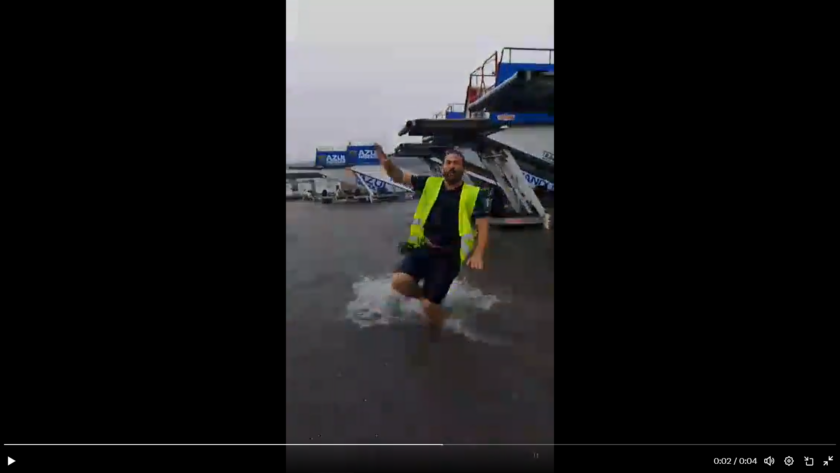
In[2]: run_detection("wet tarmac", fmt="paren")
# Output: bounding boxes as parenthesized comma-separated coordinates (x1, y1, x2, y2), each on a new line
(286, 200, 554, 444)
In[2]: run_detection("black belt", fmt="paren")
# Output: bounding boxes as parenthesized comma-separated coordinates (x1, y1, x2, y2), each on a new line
(398, 240, 457, 255)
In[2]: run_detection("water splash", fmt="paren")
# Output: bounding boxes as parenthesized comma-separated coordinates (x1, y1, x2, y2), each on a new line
(346, 275, 510, 346)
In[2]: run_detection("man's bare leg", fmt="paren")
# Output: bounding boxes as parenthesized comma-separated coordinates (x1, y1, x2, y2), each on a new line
(392, 272, 423, 299)
(421, 298, 450, 340)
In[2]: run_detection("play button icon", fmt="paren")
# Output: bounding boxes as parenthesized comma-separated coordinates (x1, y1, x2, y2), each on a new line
(8, 457, 15, 466)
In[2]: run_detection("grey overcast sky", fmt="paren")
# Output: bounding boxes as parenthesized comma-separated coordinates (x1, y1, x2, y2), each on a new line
(285, 0, 554, 163)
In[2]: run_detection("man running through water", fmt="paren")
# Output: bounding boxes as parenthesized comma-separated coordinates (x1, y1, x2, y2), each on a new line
(375, 144, 490, 335)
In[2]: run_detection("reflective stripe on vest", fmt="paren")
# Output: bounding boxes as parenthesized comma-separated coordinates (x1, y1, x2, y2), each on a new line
(408, 177, 480, 264)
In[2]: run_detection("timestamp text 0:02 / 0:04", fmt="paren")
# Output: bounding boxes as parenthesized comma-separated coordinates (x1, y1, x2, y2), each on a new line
(713, 458, 757, 465)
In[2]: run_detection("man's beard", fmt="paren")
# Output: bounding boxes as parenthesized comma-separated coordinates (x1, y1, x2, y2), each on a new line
(444, 169, 462, 183)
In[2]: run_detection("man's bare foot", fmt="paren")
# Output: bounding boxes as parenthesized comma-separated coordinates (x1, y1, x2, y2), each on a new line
(420, 299, 448, 342)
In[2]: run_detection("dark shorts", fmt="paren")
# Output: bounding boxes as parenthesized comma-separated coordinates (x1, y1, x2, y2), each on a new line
(395, 246, 461, 305)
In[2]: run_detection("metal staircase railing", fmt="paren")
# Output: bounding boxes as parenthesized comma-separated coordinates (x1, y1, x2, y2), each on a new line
(498, 47, 554, 65)
(475, 148, 547, 220)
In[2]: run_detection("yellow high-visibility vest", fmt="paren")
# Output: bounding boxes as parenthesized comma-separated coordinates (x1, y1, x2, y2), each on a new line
(407, 177, 480, 264)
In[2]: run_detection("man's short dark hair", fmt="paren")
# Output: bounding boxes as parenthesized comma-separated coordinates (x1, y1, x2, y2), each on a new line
(444, 149, 466, 164)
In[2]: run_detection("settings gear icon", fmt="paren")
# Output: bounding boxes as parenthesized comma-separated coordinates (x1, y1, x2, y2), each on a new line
(784, 456, 794, 466)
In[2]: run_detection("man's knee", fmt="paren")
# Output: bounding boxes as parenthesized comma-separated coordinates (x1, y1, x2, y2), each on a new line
(392, 273, 416, 295)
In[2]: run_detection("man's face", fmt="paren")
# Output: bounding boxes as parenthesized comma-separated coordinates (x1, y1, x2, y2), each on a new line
(442, 153, 465, 184)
